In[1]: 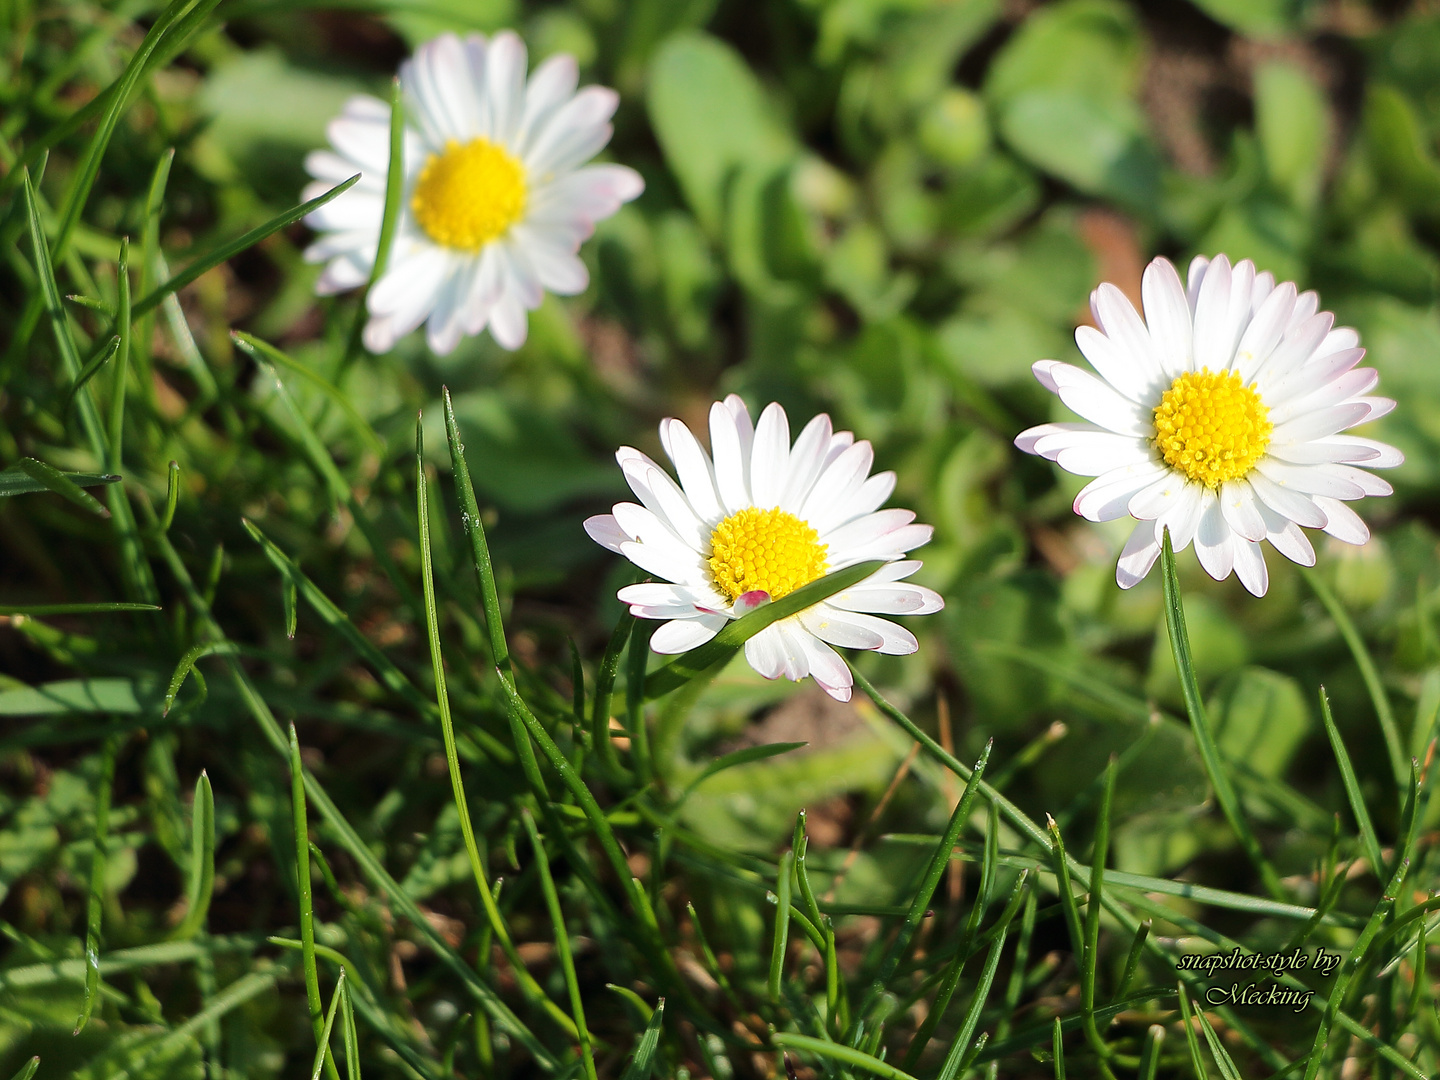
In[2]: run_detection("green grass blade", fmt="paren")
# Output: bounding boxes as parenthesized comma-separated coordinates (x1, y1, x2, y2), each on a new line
(48, 0, 207, 259)
(442, 385, 514, 684)
(771, 1034, 920, 1080)
(681, 741, 807, 800)
(618, 997, 665, 1080)
(643, 559, 886, 700)
(107, 236, 130, 472)
(23, 169, 85, 377)
(340, 976, 361, 1080)
(856, 739, 991, 1032)
(310, 970, 346, 1080)
(590, 610, 633, 781)
(163, 642, 238, 716)
(243, 520, 433, 715)
(73, 731, 121, 1034)
(1195, 1007, 1243, 1080)
(1080, 757, 1117, 1077)
(16, 457, 109, 518)
(160, 460, 181, 533)
(132, 174, 360, 318)
(232, 333, 385, 460)
(935, 922, 1010, 1080)
(1176, 982, 1209, 1080)
(1052, 1016, 1066, 1080)
(0, 603, 158, 615)
(1046, 816, 1086, 972)
(290, 723, 340, 1080)
(1317, 686, 1385, 875)
(64, 334, 120, 417)
(415, 416, 580, 1040)
(522, 811, 597, 1080)
(174, 771, 215, 939)
(1306, 568, 1408, 788)
(1159, 530, 1286, 900)
(1139, 1026, 1164, 1080)
(1112, 919, 1150, 1004)
(768, 850, 795, 1001)
(0, 465, 118, 497)
(7, 1057, 39, 1080)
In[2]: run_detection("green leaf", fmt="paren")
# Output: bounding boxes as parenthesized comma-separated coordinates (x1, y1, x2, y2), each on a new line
(618, 997, 666, 1080)
(772, 1034, 920, 1080)
(647, 31, 795, 234)
(1186, 0, 1294, 37)
(173, 771, 216, 939)
(680, 741, 807, 798)
(642, 559, 887, 699)
(1211, 667, 1311, 779)
(995, 91, 1158, 206)
(1255, 60, 1329, 209)
(0, 603, 158, 615)
(0, 678, 155, 716)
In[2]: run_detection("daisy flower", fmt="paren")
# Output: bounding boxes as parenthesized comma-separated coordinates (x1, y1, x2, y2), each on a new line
(584, 396, 944, 702)
(302, 31, 644, 354)
(1016, 254, 1402, 597)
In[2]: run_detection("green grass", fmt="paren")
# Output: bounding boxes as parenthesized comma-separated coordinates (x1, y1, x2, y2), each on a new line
(2, 0, 1440, 1077)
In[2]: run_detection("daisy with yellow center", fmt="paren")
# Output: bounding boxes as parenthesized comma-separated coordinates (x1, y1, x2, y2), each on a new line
(1016, 254, 1402, 596)
(585, 397, 943, 702)
(302, 31, 643, 354)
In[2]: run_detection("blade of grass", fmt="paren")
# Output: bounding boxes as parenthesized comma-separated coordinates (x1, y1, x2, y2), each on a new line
(1317, 686, 1385, 876)
(0, 603, 158, 615)
(442, 386, 514, 685)
(771, 1034, 920, 1080)
(63, 334, 120, 418)
(1139, 1026, 1164, 1080)
(132, 175, 360, 318)
(854, 740, 992, 1033)
(7, 1058, 39, 1080)
(590, 610, 633, 782)
(1176, 982, 1209, 1080)
(1194, 1007, 1243, 1080)
(1112, 920, 1150, 1004)
(107, 237, 130, 472)
(340, 974, 361, 1080)
(1052, 1016, 1066, 1080)
(415, 416, 581, 1039)
(73, 731, 121, 1034)
(767, 850, 795, 1001)
(16, 457, 109, 518)
(163, 643, 239, 716)
(290, 723, 341, 1080)
(935, 922, 1010, 1080)
(522, 811, 597, 1080)
(618, 998, 665, 1080)
(1306, 568, 1408, 788)
(1080, 757, 1118, 1078)
(0, 466, 118, 497)
(310, 970, 346, 1080)
(643, 560, 886, 700)
(1159, 531, 1286, 900)
(173, 771, 215, 939)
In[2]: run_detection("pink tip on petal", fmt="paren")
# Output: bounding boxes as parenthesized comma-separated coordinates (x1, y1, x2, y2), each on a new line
(732, 591, 771, 616)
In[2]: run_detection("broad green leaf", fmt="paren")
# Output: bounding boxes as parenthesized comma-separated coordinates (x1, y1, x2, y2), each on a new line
(995, 91, 1159, 206)
(0, 679, 156, 716)
(985, 0, 1142, 108)
(1365, 84, 1440, 213)
(1211, 666, 1311, 779)
(647, 31, 795, 234)
(1256, 60, 1329, 210)
(1187, 0, 1294, 37)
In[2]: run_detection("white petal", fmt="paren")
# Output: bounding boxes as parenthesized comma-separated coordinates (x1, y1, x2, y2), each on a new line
(1313, 496, 1369, 544)
(403, 33, 479, 144)
(1244, 469, 1325, 528)
(1231, 538, 1269, 596)
(822, 509, 915, 554)
(1192, 254, 1238, 371)
(584, 514, 628, 553)
(1044, 430, 1153, 476)
(1253, 459, 1365, 501)
(1049, 363, 1151, 437)
(659, 419, 723, 524)
(802, 442, 876, 534)
(1186, 255, 1210, 312)
(1266, 365, 1374, 423)
(831, 524, 934, 566)
(798, 605, 886, 649)
(808, 609, 917, 655)
(1140, 257, 1192, 379)
(619, 538, 705, 585)
(795, 633, 853, 701)
(1116, 521, 1161, 589)
(1329, 464, 1392, 497)
(484, 31, 527, 146)
(781, 414, 834, 512)
(515, 53, 580, 155)
(489, 291, 529, 350)
(1193, 497, 1236, 581)
(1257, 501, 1316, 566)
(1218, 479, 1265, 542)
(1153, 483, 1208, 552)
(1016, 421, 1096, 456)
(749, 403, 791, 508)
(1032, 359, 1062, 392)
(651, 617, 723, 654)
(1072, 461, 1169, 522)
(710, 399, 751, 513)
(523, 86, 619, 179)
(1269, 403, 1372, 446)
(1088, 284, 1162, 394)
(511, 227, 590, 294)
(1232, 282, 1296, 383)
(1254, 312, 1335, 393)
(1128, 470, 1199, 522)
(1325, 435, 1403, 468)
(828, 582, 943, 615)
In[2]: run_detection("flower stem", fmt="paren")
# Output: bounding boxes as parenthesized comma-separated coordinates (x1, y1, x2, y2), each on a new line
(1158, 529, 1286, 901)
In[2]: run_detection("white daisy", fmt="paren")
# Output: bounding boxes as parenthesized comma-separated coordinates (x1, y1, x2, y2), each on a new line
(584, 396, 944, 702)
(302, 31, 644, 354)
(1016, 254, 1402, 597)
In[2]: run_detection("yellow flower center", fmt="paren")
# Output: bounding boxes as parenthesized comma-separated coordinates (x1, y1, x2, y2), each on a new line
(708, 507, 829, 604)
(410, 137, 527, 250)
(1152, 368, 1272, 488)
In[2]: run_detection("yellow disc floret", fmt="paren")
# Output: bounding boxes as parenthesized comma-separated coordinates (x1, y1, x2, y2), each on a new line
(410, 137, 527, 251)
(708, 507, 829, 603)
(1153, 368, 1272, 488)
